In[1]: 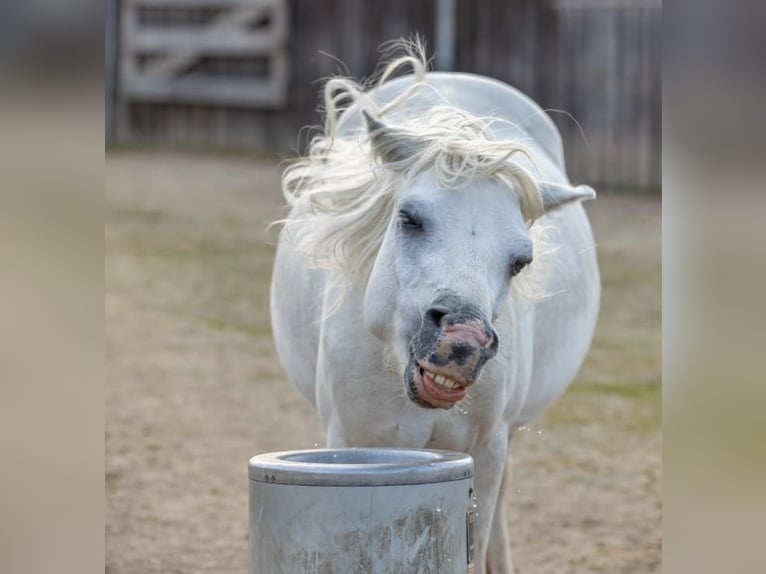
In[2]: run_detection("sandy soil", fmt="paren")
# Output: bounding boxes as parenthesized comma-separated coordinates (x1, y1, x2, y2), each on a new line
(106, 151, 661, 574)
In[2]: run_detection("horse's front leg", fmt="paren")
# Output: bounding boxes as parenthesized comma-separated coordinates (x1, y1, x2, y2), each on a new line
(486, 460, 513, 574)
(471, 429, 511, 574)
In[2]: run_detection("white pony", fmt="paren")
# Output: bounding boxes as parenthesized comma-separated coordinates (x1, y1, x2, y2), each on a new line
(270, 45, 600, 574)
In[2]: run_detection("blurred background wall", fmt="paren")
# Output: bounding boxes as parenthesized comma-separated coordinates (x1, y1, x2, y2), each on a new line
(105, 0, 661, 191)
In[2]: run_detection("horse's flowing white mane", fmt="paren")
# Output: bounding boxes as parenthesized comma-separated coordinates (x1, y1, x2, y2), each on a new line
(279, 40, 550, 296)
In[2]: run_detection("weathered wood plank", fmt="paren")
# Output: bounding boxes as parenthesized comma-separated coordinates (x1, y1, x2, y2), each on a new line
(124, 0, 279, 9)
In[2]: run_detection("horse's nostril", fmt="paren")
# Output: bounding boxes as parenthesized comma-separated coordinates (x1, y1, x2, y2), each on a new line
(424, 306, 449, 327)
(489, 330, 499, 351)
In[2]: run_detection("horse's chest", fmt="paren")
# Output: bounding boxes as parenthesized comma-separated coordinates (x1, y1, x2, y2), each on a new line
(330, 383, 478, 451)
(425, 419, 477, 452)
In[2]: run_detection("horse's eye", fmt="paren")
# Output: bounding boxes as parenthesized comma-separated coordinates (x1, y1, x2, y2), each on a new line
(511, 257, 532, 276)
(397, 210, 422, 231)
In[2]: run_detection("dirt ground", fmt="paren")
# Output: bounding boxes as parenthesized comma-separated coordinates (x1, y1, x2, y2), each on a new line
(106, 151, 661, 574)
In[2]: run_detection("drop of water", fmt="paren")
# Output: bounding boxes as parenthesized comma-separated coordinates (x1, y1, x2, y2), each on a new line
(313, 443, 319, 448)
(436, 507, 441, 513)
(536, 429, 543, 435)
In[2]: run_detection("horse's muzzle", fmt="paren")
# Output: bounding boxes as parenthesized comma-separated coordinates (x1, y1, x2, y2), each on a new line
(405, 293, 499, 409)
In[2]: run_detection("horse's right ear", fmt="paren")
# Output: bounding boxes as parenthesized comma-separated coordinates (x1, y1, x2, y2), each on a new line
(363, 111, 420, 165)
(539, 181, 596, 212)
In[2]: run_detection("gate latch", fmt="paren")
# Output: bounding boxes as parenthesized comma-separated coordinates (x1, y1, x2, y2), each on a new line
(466, 487, 478, 572)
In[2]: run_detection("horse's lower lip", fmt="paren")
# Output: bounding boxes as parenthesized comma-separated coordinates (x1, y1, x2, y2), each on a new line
(414, 366, 466, 408)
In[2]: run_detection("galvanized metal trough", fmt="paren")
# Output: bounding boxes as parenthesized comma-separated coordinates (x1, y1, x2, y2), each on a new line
(248, 448, 476, 573)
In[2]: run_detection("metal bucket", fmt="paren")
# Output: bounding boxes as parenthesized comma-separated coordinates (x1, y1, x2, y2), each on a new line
(248, 448, 476, 574)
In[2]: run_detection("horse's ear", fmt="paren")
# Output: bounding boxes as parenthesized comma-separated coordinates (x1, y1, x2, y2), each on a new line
(363, 111, 420, 164)
(539, 181, 596, 212)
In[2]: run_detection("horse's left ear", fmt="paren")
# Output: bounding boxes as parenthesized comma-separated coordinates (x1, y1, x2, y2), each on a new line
(540, 181, 596, 212)
(363, 111, 420, 165)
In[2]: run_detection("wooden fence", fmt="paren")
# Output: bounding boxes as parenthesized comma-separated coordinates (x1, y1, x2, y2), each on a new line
(108, 0, 661, 190)
(456, 0, 661, 188)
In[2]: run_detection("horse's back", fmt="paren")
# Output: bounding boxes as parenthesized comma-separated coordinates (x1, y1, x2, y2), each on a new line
(270, 226, 324, 407)
(518, 202, 600, 423)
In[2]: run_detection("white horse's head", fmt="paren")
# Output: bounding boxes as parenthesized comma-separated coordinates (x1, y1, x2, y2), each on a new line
(359, 114, 593, 409)
(280, 47, 594, 409)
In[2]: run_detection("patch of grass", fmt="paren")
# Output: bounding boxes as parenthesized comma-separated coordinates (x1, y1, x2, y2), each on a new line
(572, 381, 661, 400)
(108, 205, 178, 225)
(544, 381, 661, 433)
(201, 316, 272, 339)
(576, 215, 662, 388)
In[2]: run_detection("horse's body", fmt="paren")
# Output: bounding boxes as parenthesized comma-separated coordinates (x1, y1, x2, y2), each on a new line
(271, 68, 599, 573)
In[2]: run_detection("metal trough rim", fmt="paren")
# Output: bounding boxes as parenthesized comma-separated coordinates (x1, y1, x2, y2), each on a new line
(249, 447, 474, 486)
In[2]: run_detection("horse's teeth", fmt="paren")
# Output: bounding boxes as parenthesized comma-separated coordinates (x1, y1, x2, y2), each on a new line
(428, 372, 460, 389)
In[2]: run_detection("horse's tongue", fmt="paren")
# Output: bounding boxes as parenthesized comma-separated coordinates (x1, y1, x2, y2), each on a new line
(422, 372, 466, 402)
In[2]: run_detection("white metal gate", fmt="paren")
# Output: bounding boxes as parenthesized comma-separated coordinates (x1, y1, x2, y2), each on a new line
(119, 0, 289, 108)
